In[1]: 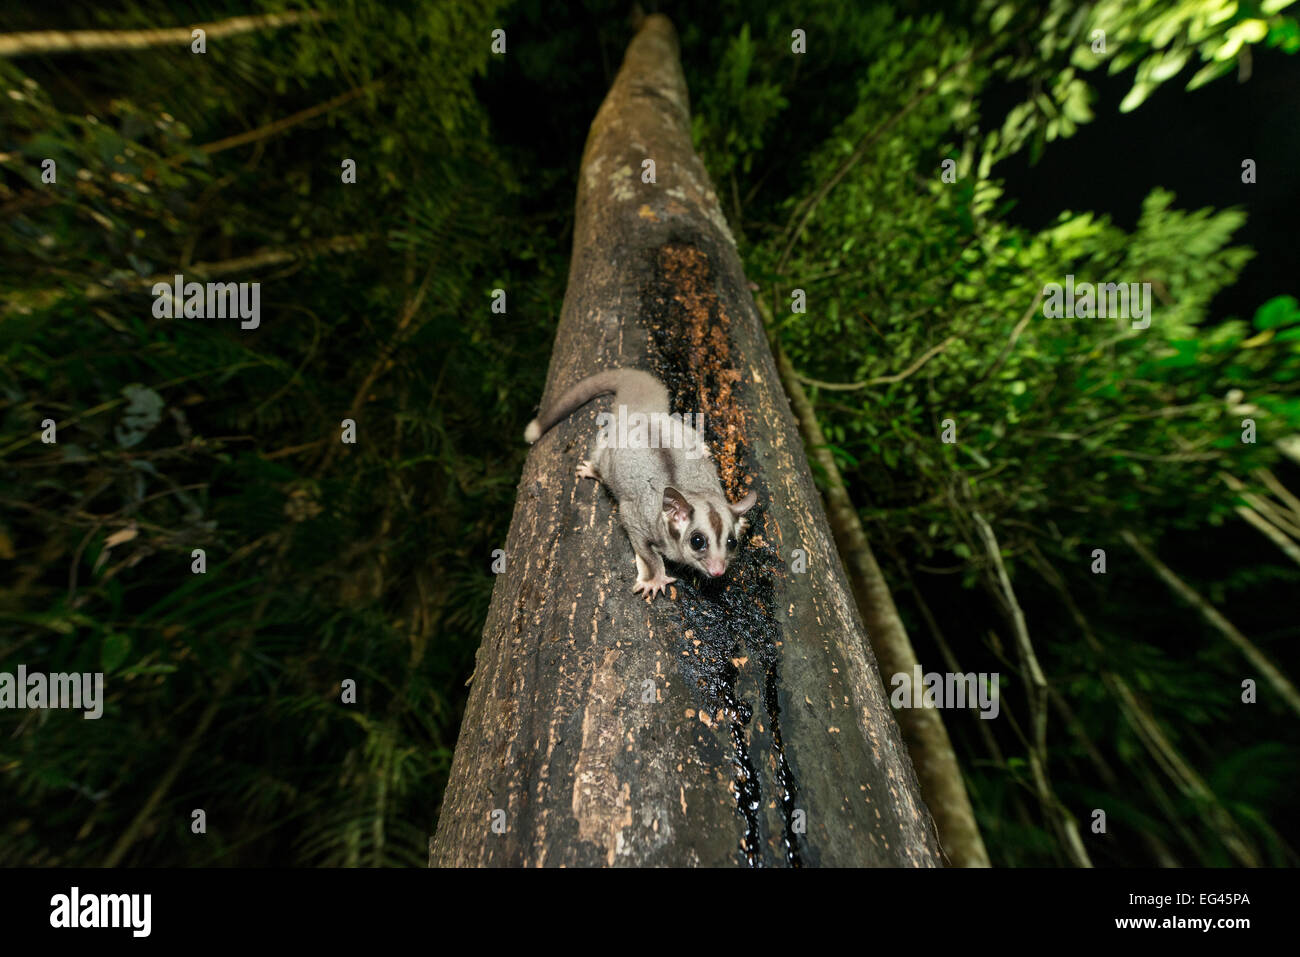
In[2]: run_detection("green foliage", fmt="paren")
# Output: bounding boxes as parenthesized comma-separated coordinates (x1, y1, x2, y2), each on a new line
(693, 0, 1299, 866)
(0, 0, 542, 866)
(692, 23, 790, 189)
(968, 0, 1300, 164)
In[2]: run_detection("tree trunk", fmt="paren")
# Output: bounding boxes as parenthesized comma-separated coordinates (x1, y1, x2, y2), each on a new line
(768, 335, 990, 867)
(429, 13, 939, 868)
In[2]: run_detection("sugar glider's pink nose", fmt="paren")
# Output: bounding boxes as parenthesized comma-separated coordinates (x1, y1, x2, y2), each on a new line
(706, 561, 725, 578)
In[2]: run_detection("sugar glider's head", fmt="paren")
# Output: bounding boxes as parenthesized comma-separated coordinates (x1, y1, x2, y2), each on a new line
(661, 486, 758, 578)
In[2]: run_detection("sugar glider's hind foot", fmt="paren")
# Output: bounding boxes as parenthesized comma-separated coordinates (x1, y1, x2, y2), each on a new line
(576, 460, 600, 481)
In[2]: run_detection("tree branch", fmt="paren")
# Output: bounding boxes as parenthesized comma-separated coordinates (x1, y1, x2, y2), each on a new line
(0, 11, 327, 58)
(971, 509, 1091, 867)
(1121, 530, 1300, 718)
(169, 80, 385, 165)
(794, 336, 954, 391)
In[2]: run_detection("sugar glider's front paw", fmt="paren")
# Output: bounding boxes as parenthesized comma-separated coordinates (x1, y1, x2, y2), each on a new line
(632, 573, 677, 601)
(576, 460, 600, 480)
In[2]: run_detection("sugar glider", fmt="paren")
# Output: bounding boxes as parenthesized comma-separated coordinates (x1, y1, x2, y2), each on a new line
(524, 369, 757, 600)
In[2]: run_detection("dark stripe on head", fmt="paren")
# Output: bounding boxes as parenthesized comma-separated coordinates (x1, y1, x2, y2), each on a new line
(708, 504, 723, 542)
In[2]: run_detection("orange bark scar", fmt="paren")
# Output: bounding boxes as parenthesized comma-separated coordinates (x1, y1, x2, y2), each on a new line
(657, 243, 749, 498)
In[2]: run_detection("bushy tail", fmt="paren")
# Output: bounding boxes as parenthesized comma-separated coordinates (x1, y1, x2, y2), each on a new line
(524, 369, 667, 444)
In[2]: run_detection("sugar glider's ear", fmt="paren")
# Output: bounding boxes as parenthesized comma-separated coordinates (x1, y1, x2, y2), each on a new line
(663, 486, 693, 534)
(728, 490, 758, 516)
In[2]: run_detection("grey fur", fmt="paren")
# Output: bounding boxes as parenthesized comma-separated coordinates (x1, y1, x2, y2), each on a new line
(525, 368, 757, 600)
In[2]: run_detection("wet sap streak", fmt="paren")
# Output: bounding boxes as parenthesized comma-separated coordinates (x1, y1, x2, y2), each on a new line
(673, 551, 803, 867)
(643, 238, 803, 866)
(765, 663, 802, 867)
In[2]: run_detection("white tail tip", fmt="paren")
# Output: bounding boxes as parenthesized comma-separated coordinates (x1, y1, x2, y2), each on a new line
(524, 420, 541, 444)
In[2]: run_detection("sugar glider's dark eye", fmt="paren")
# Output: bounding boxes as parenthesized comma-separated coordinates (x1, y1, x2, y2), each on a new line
(690, 533, 706, 551)
(726, 536, 737, 550)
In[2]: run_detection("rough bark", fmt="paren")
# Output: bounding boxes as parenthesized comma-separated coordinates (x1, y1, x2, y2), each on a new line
(768, 335, 989, 867)
(429, 14, 939, 868)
